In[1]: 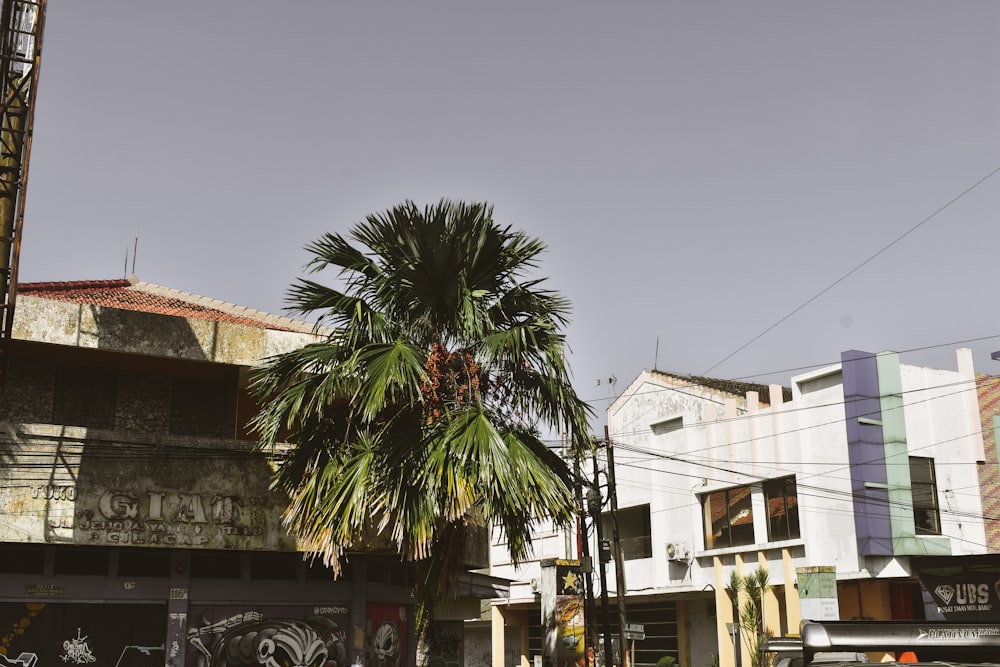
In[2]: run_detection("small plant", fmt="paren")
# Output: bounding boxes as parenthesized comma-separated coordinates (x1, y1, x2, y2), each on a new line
(728, 567, 773, 667)
(656, 656, 678, 667)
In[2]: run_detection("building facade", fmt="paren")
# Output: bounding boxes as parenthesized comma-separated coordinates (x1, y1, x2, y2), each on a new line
(486, 348, 1000, 667)
(0, 279, 486, 667)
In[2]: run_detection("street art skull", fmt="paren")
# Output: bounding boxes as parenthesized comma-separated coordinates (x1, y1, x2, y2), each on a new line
(369, 622, 400, 667)
(210, 620, 327, 667)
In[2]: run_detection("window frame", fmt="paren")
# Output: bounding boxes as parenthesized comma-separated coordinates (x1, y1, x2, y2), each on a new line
(909, 456, 941, 536)
(763, 476, 800, 542)
(702, 485, 755, 549)
(601, 503, 653, 560)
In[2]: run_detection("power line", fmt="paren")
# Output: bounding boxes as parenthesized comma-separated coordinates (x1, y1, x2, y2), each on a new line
(578, 331, 1000, 411)
(700, 164, 1000, 376)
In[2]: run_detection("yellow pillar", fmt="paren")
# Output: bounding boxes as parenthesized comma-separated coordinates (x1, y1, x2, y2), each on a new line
(492, 605, 506, 667)
(758, 552, 780, 639)
(782, 549, 800, 634)
(714, 556, 735, 667)
(733, 554, 751, 667)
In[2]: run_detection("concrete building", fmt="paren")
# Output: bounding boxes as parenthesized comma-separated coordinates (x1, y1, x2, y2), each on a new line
(485, 348, 1000, 667)
(0, 278, 494, 667)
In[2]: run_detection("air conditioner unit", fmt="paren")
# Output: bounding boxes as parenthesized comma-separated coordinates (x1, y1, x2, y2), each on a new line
(665, 541, 690, 562)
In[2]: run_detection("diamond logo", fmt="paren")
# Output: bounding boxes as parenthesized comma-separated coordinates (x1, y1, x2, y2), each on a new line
(935, 585, 955, 605)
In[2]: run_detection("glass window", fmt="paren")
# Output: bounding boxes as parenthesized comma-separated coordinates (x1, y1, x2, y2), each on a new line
(601, 504, 653, 560)
(703, 486, 754, 549)
(763, 476, 800, 542)
(909, 456, 941, 535)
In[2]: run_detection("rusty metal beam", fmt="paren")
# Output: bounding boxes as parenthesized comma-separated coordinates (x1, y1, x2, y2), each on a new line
(0, 0, 45, 382)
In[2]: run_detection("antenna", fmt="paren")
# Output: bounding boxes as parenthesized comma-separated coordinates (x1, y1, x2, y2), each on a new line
(654, 336, 659, 370)
(131, 234, 138, 276)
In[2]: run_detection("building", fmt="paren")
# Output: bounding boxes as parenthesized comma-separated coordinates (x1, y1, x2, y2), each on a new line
(485, 348, 1000, 667)
(0, 278, 493, 667)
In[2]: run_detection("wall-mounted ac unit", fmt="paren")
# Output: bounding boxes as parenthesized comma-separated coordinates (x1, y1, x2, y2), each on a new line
(665, 541, 690, 562)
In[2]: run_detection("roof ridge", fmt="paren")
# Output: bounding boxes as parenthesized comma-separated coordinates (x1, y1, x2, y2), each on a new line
(649, 368, 792, 403)
(128, 279, 326, 335)
(19, 278, 131, 292)
(17, 277, 328, 335)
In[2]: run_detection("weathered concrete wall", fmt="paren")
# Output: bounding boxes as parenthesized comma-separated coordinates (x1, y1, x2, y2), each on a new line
(0, 422, 295, 551)
(0, 356, 233, 438)
(12, 295, 320, 365)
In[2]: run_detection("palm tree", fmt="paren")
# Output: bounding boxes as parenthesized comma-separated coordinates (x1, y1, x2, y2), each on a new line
(250, 199, 592, 630)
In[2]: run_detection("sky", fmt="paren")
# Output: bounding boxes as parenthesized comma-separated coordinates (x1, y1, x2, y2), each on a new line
(16, 2, 1000, 432)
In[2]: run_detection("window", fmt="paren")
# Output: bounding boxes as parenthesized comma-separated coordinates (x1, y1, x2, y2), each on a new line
(650, 417, 683, 436)
(171, 378, 227, 437)
(601, 504, 653, 560)
(118, 548, 171, 577)
(54, 546, 109, 575)
(703, 485, 754, 549)
(763, 476, 800, 541)
(190, 550, 243, 578)
(250, 552, 300, 580)
(909, 456, 941, 535)
(54, 366, 117, 429)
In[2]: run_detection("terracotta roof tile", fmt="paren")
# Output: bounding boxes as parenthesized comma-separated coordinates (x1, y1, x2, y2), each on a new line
(651, 369, 793, 404)
(18, 279, 301, 332)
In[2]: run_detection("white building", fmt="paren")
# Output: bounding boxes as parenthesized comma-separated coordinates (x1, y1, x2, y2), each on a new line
(484, 348, 999, 667)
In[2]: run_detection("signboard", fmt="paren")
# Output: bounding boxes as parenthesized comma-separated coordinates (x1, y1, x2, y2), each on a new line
(25, 584, 63, 598)
(914, 556, 1000, 621)
(0, 435, 296, 551)
(624, 623, 645, 640)
(797, 566, 840, 621)
(540, 559, 586, 667)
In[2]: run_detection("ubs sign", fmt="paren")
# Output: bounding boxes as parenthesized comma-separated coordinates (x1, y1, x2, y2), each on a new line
(916, 557, 1000, 621)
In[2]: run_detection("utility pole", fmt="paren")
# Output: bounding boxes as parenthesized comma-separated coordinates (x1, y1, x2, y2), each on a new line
(589, 448, 613, 667)
(575, 448, 599, 667)
(604, 433, 630, 667)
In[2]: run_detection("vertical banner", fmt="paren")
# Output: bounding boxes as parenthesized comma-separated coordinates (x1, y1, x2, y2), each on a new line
(541, 559, 586, 667)
(366, 604, 408, 667)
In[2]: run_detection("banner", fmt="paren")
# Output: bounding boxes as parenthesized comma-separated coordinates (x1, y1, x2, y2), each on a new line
(913, 556, 1000, 621)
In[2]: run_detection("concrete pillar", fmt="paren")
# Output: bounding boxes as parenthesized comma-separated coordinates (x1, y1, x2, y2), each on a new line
(758, 552, 780, 639)
(492, 605, 507, 667)
(713, 556, 735, 667)
(782, 549, 800, 634)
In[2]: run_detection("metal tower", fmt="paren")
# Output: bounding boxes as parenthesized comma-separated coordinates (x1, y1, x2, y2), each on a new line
(0, 0, 45, 379)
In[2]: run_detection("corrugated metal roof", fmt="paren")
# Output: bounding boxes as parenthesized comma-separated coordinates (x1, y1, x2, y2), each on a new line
(17, 278, 317, 334)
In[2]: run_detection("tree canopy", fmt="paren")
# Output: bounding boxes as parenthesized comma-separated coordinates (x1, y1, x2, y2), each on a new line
(251, 199, 592, 624)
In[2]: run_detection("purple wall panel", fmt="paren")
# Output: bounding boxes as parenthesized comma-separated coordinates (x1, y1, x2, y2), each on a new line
(841, 350, 892, 556)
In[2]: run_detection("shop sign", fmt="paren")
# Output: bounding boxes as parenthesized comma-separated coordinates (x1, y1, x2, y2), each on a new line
(25, 583, 63, 597)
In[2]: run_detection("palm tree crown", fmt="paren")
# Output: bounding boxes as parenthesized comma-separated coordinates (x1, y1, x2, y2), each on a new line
(251, 199, 592, 606)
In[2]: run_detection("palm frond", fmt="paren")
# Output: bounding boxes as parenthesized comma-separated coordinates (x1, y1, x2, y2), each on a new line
(251, 199, 593, 622)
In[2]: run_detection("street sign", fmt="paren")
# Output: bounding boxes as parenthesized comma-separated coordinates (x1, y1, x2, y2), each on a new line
(624, 623, 645, 641)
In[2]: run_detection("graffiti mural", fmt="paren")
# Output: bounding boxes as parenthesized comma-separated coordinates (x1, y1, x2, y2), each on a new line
(365, 605, 407, 667)
(0, 603, 164, 667)
(186, 606, 349, 667)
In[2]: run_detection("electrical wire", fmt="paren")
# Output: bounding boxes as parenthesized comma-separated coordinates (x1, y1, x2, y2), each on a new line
(700, 164, 1000, 376)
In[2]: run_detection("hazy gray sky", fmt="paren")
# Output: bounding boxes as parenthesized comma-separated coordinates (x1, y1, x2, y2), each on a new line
(19, 2, 1000, 427)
